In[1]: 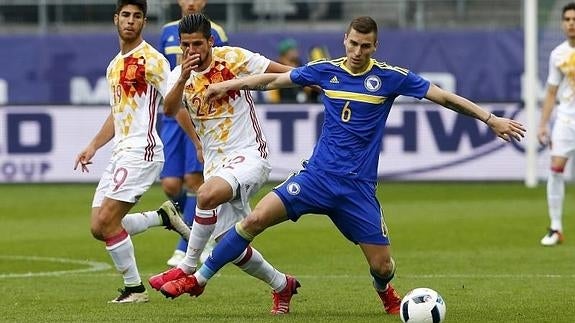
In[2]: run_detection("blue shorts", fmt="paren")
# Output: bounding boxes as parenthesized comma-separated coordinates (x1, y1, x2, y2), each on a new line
(159, 116, 203, 178)
(273, 167, 390, 245)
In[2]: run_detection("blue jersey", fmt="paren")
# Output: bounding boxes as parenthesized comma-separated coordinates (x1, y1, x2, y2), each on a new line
(159, 19, 229, 69)
(290, 58, 430, 182)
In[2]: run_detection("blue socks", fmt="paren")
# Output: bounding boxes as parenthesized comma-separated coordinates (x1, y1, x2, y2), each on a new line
(199, 226, 250, 280)
(174, 190, 187, 210)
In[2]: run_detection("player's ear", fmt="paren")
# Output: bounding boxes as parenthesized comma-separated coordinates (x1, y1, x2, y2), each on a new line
(208, 35, 215, 47)
(113, 14, 118, 26)
(343, 33, 348, 46)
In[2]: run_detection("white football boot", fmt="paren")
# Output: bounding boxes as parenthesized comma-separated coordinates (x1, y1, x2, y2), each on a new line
(540, 229, 564, 246)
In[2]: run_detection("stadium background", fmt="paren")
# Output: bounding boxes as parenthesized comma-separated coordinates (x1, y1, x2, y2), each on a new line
(1, 2, 575, 322)
(0, 0, 572, 183)
(1, 0, 571, 184)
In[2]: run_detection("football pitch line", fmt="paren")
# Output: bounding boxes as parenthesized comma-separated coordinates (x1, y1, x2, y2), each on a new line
(2, 255, 574, 280)
(0, 255, 111, 278)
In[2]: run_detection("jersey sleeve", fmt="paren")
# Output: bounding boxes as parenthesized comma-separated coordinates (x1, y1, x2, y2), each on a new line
(237, 47, 271, 76)
(105, 60, 115, 106)
(394, 71, 430, 99)
(547, 51, 563, 86)
(167, 65, 181, 92)
(149, 55, 172, 98)
(289, 64, 320, 87)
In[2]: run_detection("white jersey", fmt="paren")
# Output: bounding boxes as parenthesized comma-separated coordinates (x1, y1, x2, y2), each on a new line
(181, 46, 271, 177)
(106, 40, 171, 161)
(547, 40, 575, 120)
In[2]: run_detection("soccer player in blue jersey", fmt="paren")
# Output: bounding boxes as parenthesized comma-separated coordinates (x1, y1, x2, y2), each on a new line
(157, 16, 526, 314)
(159, 0, 229, 267)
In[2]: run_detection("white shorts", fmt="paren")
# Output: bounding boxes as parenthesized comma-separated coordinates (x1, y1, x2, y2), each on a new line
(551, 117, 575, 158)
(207, 149, 271, 238)
(92, 154, 163, 207)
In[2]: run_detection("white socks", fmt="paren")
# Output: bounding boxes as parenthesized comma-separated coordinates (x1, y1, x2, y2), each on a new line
(547, 171, 565, 232)
(105, 230, 141, 287)
(233, 246, 287, 292)
(179, 207, 218, 274)
(120, 211, 162, 235)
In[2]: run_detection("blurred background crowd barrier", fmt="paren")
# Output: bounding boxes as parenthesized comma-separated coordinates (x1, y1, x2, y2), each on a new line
(0, 0, 529, 33)
(0, 0, 572, 183)
(0, 0, 568, 105)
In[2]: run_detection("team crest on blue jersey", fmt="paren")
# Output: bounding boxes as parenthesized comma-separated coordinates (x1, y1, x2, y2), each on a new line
(287, 182, 301, 195)
(364, 75, 381, 92)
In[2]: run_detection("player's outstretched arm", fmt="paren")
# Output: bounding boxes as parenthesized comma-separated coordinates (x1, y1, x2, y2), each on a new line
(425, 84, 526, 142)
(205, 72, 293, 102)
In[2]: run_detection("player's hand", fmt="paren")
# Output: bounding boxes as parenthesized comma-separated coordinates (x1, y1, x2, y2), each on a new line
(180, 48, 200, 82)
(74, 147, 96, 173)
(486, 115, 526, 142)
(537, 124, 550, 146)
(205, 83, 228, 102)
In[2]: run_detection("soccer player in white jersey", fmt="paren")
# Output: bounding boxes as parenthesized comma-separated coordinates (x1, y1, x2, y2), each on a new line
(159, 0, 229, 268)
(74, 0, 190, 303)
(539, 2, 575, 246)
(148, 13, 300, 314)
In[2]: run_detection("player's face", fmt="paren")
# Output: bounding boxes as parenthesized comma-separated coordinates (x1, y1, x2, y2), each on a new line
(114, 5, 146, 42)
(180, 32, 214, 71)
(343, 28, 377, 73)
(178, 0, 207, 15)
(562, 9, 575, 39)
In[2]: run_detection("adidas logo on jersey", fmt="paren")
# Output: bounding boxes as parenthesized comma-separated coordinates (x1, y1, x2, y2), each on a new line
(329, 76, 339, 84)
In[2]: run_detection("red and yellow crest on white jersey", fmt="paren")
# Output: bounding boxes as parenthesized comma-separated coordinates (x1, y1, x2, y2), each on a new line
(106, 41, 170, 161)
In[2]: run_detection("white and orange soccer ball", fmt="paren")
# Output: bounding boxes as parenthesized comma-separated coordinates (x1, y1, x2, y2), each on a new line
(399, 288, 446, 323)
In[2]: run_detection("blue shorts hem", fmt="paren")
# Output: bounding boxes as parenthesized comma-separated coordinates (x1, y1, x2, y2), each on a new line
(272, 188, 299, 222)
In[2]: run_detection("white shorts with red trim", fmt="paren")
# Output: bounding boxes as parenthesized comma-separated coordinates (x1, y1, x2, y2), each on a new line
(92, 153, 163, 207)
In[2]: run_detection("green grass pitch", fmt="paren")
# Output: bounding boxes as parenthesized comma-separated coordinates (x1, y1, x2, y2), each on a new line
(0, 182, 573, 322)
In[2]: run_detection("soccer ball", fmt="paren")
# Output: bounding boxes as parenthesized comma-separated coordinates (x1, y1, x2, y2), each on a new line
(400, 287, 446, 323)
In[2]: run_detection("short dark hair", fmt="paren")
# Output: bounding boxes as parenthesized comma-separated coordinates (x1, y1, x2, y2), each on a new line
(563, 2, 575, 18)
(179, 13, 212, 39)
(347, 16, 378, 37)
(116, 0, 147, 17)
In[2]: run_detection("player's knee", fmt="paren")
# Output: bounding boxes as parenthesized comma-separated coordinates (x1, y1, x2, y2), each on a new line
(196, 183, 231, 209)
(196, 187, 218, 209)
(161, 184, 182, 199)
(184, 173, 203, 193)
(90, 211, 116, 241)
(241, 214, 268, 236)
(90, 223, 106, 241)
